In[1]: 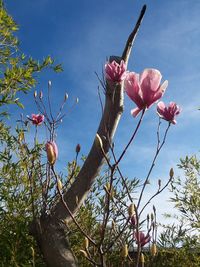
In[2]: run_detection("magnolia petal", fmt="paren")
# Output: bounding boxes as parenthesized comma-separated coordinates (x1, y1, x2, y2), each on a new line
(140, 69, 162, 92)
(52, 141, 58, 158)
(131, 107, 142, 117)
(157, 101, 165, 112)
(125, 73, 144, 108)
(105, 60, 127, 83)
(159, 80, 168, 94)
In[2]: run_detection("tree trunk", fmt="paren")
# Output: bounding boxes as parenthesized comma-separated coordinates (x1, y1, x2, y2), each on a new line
(31, 217, 78, 267)
(32, 5, 146, 267)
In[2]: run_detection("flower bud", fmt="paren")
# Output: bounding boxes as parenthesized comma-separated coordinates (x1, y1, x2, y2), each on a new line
(18, 131, 24, 142)
(34, 91, 37, 98)
(151, 213, 154, 221)
(130, 215, 137, 227)
(158, 179, 161, 188)
(76, 144, 81, 153)
(140, 253, 145, 263)
(121, 244, 128, 258)
(31, 246, 35, 258)
(57, 178, 63, 191)
(128, 203, 135, 217)
(104, 182, 115, 198)
(80, 250, 88, 258)
(48, 80, 52, 87)
(151, 243, 157, 257)
(64, 93, 68, 101)
(39, 91, 43, 99)
(169, 168, 174, 178)
(105, 182, 111, 192)
(84, 237, 89, 250)
(95, 134, 103, 149)
(46, 141, 58, 165)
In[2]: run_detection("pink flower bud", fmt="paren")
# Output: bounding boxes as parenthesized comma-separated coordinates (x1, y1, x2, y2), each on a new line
(31, 114, 44, 126)
(125, 69, 168, 117)
(46, 141, 58, 165)
(76, 144, 81, 153)
(130, 215, 137, 227)
(157, 101, 181, 124)
(105, 60, 127, 83)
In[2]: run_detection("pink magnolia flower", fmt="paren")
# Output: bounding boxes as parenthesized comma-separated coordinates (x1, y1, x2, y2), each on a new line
(125, 69, 168, 117)
(31, 114, 44, 126)
(134, 231, 151, 247)
(157, 101, 181, 124)
(46, 141, 58, 165)
(105, 60, 127, 83)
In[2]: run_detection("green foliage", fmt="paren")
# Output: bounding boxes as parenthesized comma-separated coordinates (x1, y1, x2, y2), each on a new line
(0, 0, 62, 114)
(144, 247, 200, 267)
(159, 155, 200, 249)
(175, 155, 200, 230)
(0, 1, 62, 263)
(0, 122, 46, 266)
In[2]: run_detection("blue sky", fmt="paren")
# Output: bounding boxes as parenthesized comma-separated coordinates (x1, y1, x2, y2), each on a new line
(5, 0, 200, 225)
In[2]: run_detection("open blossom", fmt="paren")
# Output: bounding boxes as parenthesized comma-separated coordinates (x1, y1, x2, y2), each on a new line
(31, 114, 44, 126)
(105, 60, 127, 83)
(46, 141, 58, 165)
(134, 231, 151, 247)
(125, 69, 168, 117)
(157, 101, 181, 124)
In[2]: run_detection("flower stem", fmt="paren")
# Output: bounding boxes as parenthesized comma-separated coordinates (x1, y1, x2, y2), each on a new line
(116, 109, 145, 165)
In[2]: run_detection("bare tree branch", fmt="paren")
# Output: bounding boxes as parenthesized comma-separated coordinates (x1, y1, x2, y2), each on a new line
(51, 5, 147, 224)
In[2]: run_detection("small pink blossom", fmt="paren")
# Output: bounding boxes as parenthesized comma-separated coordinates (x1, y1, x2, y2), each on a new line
(134, 231, 151, 247)
(105, 60, 127, 83)
(31, 114, 44, 126)
(125, 69, 168, 117)
(46, 141, 58, 165)
(157, 101, 181, 124)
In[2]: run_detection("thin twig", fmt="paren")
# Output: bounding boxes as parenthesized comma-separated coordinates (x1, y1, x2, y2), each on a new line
(137, 122, 171, 210)
(104, 217, 130, 253)
(139, 175, 173, 216)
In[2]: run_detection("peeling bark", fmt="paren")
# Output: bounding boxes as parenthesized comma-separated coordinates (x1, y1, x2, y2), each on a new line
(32, 5, 146, 267)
